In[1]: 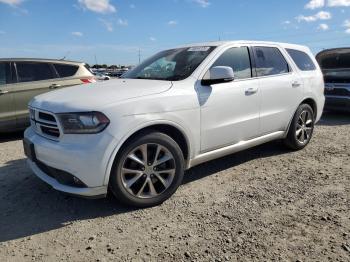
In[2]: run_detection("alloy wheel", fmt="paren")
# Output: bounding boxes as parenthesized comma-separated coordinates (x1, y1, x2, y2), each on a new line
(296, 110, 313, 144)
(121, 143, 176, 199)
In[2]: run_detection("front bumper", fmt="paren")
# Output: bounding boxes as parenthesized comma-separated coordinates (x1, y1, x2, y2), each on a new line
(324, 95, 350, 112)
(24, 127, 119, 197)
(27, 160, 107, 198)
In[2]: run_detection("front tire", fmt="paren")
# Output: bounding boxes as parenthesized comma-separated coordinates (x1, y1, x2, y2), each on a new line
(110, 132, 185, 208)
(284, 104, 315, 150)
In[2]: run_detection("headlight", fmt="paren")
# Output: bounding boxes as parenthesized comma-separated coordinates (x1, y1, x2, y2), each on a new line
(57, 112, 110, 134)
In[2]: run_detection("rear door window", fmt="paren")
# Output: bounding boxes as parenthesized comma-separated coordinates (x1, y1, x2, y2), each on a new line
(54, 64, 79, 78)
(287, 49, 316, 71)
(253, 47, 290, 77)
(211, 47, 252, 79)
(0, 63, 12, 85)
(16, 62, 55, 82)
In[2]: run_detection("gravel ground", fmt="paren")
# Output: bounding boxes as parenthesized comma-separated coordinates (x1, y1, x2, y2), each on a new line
(0, 112, 349, 262)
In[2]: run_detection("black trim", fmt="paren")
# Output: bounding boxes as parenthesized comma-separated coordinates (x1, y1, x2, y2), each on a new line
(13, 62, 19, 83)
(248, 46, 258, 78)
(34, 159, 87, 188)
(49, 63, 60, 78)
(201, 77, 234, 86)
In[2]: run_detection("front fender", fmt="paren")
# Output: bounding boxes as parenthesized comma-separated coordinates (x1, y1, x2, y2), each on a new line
(103, 119, 193, 186)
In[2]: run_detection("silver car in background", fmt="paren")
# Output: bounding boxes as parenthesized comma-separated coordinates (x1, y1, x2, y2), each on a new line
(0, 58, 95, 132)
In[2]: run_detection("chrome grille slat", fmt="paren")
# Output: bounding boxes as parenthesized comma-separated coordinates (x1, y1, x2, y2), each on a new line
(29, 107, 61, 140)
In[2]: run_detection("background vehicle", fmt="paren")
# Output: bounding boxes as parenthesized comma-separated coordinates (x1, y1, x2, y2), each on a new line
(0, 58, 95, 132)
(94, 73, 110, 81)
(24, 41, 325, 207)
(316, 48, 350, 112)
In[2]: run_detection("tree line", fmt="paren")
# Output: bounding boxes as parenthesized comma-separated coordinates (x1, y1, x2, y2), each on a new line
(87, 64, 129, 69)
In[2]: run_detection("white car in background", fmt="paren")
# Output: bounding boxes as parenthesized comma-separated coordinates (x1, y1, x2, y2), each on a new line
(23, 41, 325, 207)
(95, 73, 110, 81)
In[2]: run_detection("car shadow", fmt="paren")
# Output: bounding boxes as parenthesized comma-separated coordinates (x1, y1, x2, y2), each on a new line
(0, 158, 137, 243)
(318, 111, 350, 126)
(183, 140, 290, 185)
(0, 140, 290, 243)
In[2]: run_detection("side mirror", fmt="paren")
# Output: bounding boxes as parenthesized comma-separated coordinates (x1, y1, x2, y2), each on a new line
(201, 66, 235, 86)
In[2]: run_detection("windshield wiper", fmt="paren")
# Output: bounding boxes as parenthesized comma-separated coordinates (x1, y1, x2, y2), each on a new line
(165, 75, 185, 81)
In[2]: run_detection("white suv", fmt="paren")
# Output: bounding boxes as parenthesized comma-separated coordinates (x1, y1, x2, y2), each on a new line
(23, 41, 325, 207)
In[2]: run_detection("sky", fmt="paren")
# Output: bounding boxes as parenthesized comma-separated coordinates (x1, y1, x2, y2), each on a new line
(1, 0, 350, 65)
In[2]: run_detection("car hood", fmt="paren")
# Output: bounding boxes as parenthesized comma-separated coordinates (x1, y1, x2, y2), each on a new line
(30, 79, 172, 113)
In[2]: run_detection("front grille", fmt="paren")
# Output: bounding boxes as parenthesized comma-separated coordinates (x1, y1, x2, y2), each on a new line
(39, 112, 56, 122)
(30, 108, 61, 140)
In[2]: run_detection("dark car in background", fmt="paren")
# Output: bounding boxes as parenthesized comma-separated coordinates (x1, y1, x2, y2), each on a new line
(316, 48, 350, 112)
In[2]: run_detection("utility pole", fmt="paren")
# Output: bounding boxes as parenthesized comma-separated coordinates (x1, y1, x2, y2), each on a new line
(94, 54, 98, 66)
(138, 48, 141, 64)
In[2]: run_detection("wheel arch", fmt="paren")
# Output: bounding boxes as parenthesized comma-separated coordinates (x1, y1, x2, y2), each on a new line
(104, 121, 192, 186)
(286, 97, 318, 136)
(301, 97, 317, 120)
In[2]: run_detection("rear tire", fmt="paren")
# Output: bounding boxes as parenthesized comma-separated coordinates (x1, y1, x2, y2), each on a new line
(110, 132, 184, 208)
(284, 104, 315, 150)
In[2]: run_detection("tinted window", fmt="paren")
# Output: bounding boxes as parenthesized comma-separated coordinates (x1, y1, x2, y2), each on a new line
(212, 47, 252, 79)
(16, 62, 55, 83)
(254, 47, 289, 77)
(0, 63, 7, 85)
(287, 49, 316, 71)
(0, 63, 11, 85)
(54, 63, 79, 78)
(317, 51, 350, 69)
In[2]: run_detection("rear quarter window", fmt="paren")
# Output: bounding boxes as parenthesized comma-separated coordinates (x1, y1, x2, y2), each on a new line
(287, 49, 316, 71)
(54, 64, 79, 78)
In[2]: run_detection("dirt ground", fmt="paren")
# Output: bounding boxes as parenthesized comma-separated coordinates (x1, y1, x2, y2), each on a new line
(0, 112, 349, 262)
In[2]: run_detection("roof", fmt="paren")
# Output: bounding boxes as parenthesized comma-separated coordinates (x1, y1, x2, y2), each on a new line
(0, 58, 84, 64)
(177, 40, 310, 52)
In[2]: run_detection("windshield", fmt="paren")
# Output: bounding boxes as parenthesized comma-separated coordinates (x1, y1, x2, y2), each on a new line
(122, 46, 216, 81)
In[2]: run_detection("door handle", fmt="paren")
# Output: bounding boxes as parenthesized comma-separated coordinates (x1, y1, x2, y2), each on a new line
(49, 84, 61, 89)
(0, 90, 9, 95)
(292, 81, 301, 88)
(245, 88, 258, 95)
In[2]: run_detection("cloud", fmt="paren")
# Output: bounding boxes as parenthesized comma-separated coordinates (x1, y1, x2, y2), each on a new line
(168, 20, 178, 26)
(328, 0, 350, 7)
(282, 20, 291, 25)
(192, 0, 210, 8)
(296, 11, 332, 22)
(78, 0, 116, 14)
(129, 4, 135, 8)
(71, 31, 83, 37)
(304, 0, 350, 8)
(149, 37, 156, 42)
(0, 0, 23, 6)
(305, 0, 325, 9)
(318, 23, 329, 30)
(117, 18, 128, 26)
(99, 18, 113, 32)
(343, 19, 350, 33)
